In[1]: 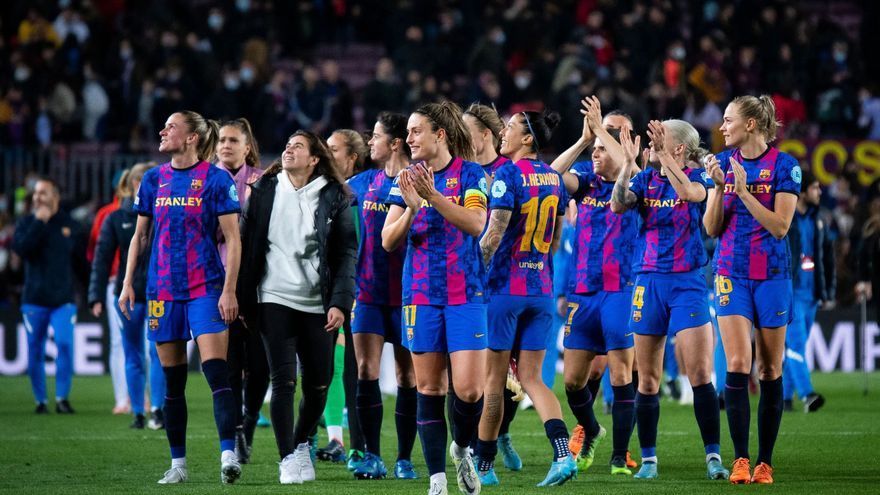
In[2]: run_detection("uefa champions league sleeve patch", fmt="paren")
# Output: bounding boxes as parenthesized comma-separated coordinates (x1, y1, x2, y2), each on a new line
(701, 171, 710, 184)
(791, 165, 802, 184)
(229, 184, 239, 202)
(479, 177, 488, 194)
(491, 180, 507, 198)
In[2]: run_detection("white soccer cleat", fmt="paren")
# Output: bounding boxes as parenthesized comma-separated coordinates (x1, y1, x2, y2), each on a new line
(294, 442, 316, 482)
(221, 450, 242, 484)
(450, 442, 480, 495)
(157, 466, 188, 484)
(428, 475, 449, 495)
(280, 453, 303, 484)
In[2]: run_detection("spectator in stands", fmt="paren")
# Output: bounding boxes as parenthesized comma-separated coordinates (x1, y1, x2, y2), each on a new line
(362, 58, 401, 129)
(12, 177, 87, 414)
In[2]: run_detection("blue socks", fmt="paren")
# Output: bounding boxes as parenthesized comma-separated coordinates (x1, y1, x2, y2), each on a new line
(395, 386, 418, 461)
(636, 392, 660, 460)
(417, 393, 447, 475)
(725, 372, 751, 460)
(162, 364, 188, 459)
(611, 383, 636, 458)
(202, 359, 236, 453)
(357, 379, 384, 455)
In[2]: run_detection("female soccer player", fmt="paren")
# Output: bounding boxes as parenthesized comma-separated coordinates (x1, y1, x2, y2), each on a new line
(345, 113, 419, 479)
(704, 95, 801, 485)
(476, 110, 577, 487)
(90, 163, 158, 429)
(382, 101, 487, 495)
(606, 98, 728, 481)
(214, 118, 268, 464)
(550, 100, 640, 476)
(237, 131, 357, 485)
(120, 111, 243, 484)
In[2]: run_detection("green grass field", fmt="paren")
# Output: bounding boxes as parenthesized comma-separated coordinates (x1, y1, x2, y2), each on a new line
(1, 372, 878, 494)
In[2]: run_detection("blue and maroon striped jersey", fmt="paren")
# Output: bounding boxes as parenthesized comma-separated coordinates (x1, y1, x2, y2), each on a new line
(712, 147, 801, 280)
(487, 158, 567, 297)
(568, 161, 639, 293)
(386, 157, 489, 305)
(483, 155, 511, 180)
(348, 168, 404, 305)
(134, 161, 240, 301)
(628, 166, 713, 273)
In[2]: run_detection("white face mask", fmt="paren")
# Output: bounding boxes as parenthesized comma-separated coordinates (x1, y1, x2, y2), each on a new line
(514, 75, 532, 90)
(224, 77, 240, 90)
(240, 67, 255, 83)
(14, 66, 31, 82)
(208, 14, 224, 30)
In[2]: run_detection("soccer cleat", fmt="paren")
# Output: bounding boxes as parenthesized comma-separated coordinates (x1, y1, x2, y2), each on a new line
(576, 425, 606, 472)
(428, 475, 449, 495)
(353, 452, 388, 479)
(729, 457, 751, 484)
(157, 467, 188, 484)
(568, 425, 585, 460)
(35, 403, 49, 414)
(804, 393, 825, 413)
(235, 426, 251, 464)
(279, 453, 303, 484)
(307, 434, 318, 463)
(347, 449, 366, 472)
(751, 462, 774, 484)
(625, 451, 638, 469)
(707, 458, 730, 480)
(394, 459, 419, 479)
(221, 451, 242, 484)
(257, 412, 271, 427)
(633, 461, 658, 480)
(450, 442, 481, 495)
(477, 466, 499, 486)
(148, 409, 165, 430)
(294, 442, 316, 481)
(610, 455, 632, 476)
(131, 413, 146, 429)
(55, 399, 75, 414)
(317, 439, 347, 463)
(497, 433, 522, 471)
(537, 455, 577, 487)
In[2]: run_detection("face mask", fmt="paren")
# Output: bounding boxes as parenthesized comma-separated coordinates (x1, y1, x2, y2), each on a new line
(833, 50, 846, 63)
(514, 75, 531, 89)
(240, 67, 255, 83)
(492, 31, 506, 45)
(224, 77, 240, 90)
(208, 14, 224, 30)
(671, 47, 686, 60)
(120, 47, 132, 60)
(58, 0, 71, 8)
(14, 66, 31, 82)
(236, 0, 250, 12)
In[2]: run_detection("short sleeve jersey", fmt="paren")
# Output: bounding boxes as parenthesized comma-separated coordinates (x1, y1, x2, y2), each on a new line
(568, 161, 639, 293)
(134, 161, 240, 300)
(712, 147, 801, 280)
(487, 158, 567, 297)
(629, 166, 713, 273)
(386, 157, 488, 305)
(348, 168, 404, 306)
(483, 155, 511, 180)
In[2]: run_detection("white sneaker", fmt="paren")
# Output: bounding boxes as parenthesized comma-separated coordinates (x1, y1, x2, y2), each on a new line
(449, 442, 480, 495)
(293, 442, 316, 482)
(280, 453, 303, 484)
(428, 475, 449, 495)
(221, 450, 242, 484)
(157, 466, 188, 484)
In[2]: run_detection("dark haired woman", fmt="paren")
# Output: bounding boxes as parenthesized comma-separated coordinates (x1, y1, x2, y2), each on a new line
(120, 111, 243, 484)
(237, 130, 357, 485)
(214, 118, 268, 464)
(383, 101, 488, 495)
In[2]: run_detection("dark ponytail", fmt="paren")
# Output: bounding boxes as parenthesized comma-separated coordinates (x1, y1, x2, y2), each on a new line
(520, 110, 560, 152)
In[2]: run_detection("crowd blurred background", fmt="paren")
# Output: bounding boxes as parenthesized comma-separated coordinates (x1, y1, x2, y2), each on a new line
(0, 0, 878, 308)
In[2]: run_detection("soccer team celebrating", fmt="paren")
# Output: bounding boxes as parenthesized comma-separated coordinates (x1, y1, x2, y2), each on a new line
(116, 91, 802, 493)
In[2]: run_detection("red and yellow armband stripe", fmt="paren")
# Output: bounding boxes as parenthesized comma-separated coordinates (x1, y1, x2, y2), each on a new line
(464, 189, 487, 211)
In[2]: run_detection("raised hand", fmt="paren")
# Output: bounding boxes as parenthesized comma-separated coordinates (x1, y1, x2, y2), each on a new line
(398, 170, 423, 211)
(409, 162, 437, 199)
(619, 125, 642, 170)
(580, 96, 603, 132)
(647, 120, 666, 154)
(578, 97, 595, 142)
(730, 157, 748, 195)
(704, 154, 725, 186)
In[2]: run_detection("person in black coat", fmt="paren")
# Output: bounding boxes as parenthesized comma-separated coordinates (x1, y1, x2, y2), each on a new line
(237, 130, 357, 484)
(12, 177, 87, 414)
(88, 162, 164, 428)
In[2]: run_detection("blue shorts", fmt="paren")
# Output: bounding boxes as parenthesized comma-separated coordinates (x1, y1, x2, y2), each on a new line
(402, 303, 487, 353)
(629, 270, 711, 336)
(713, 275, 793, 328)
(487, 295, 553, 351)
(563, 290, 634, 353)
(351, 301, 402, 346)
(146, 296, 227, 343)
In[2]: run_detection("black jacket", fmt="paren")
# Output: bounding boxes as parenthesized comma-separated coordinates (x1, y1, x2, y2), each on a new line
(87, 199, 150, 306)
(12, 210, 88, 307)
(789, 206, 836, 302)
(237, 171, 357, 320)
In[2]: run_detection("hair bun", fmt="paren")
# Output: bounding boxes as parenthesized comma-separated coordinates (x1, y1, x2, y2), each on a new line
(544, 111, 561, 131)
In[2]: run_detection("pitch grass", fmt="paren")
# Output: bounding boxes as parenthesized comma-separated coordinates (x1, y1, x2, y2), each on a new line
(1, 373, 878, 494)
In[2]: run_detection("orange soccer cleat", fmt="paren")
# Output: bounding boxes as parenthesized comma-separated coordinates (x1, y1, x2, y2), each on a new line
(729, 457, 752, 484)
(751, 462, 774, 484)
(625, 451, 638, 469)
(568, 424, 585, 460)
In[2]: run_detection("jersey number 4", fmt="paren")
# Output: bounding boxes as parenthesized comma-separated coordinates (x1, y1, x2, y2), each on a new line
(519, 196, 559, 254)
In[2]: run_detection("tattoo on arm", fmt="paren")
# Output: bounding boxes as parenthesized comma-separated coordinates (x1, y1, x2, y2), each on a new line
(480, 209, 512, 265)
(612, 175, 636, 209)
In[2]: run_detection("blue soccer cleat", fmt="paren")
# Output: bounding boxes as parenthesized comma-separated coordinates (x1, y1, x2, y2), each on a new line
(707, 458, 730, 480)
(394, 459, 418, 479)
(347, 449, 366, 472)
(537, 456, 578, 487)
(497, 433, 522, 471)
(354, 452, 387, 480)
(634, 461, 658, 480)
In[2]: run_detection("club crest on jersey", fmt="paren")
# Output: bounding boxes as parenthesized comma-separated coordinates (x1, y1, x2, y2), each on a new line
(406, 327, 414, 341)
(446, 177, 458, 189)
(632, 310, 642, 322)
(148, 318, 159, 330)
(759, 169, 771, 179)
(191, 179, 203, 190)
(719, 295, 730, 307)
